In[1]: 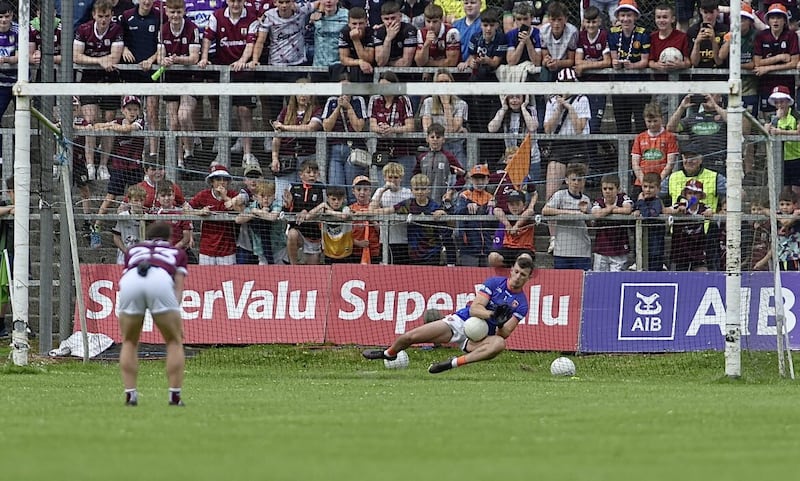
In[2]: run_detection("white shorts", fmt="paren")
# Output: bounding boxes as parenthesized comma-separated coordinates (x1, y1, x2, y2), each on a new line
(199, 253, 236, 265)
(117, 267, 180, 316)
(442, 314, 470, 351)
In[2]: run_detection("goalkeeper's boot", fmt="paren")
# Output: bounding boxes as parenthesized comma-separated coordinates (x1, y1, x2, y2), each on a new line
(428, 358, 455, 374)
(362, 349, 396, 361)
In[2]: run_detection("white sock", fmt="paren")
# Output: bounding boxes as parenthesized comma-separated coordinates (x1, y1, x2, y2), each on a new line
(169, 387, 181, 403)
(450, 358, 458, 368)
(125, 388, 138, 402)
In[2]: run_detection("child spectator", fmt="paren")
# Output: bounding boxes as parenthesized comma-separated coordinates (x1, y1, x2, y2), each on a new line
(349, 175, 381, 263)
(338, 7, 376, 83)
(608, 0, 650, 134)
(538, 1, 578, 82)
(120, 0, 161, 161)
(73, 0, 125, 180)
(756, 188, 800, 271)
(458, 8, 506, 132)
(749, 197, 771, 271)
(30, 5, 63, 72)
(503, 3, 541, 74)
(235, 180, 279, 265)
(138, 160, 186, 211)
(157, 0, 202, 168)
(455, 164, 495, 266)
(452, 0, 482, 63)
(541, 163, 592, 270)
(314, 186, 355, 262)
(649, 3, 690, 72)
(374, 1, 418, 67)
(311, 0, 350, 77)
(488, 145, 538, 212)
(575, 6, 611, 134)
(198, 0, 260, 167)
(322, 75, 369, 196)
(489, 189, 536, 268)
(65, 97, 94, 233)
(591, 174, 633, 271)
(372, 173, 449, 265)
(687, 0, 727, 69)
(665, 179, 714, 271)
(368, 71, 417, 186)
(112, 185, 146, 265)
(96, 96, 146, 219)
(631, 103, 679, 197)
(420, 70, 469, 167)
(765, 85, 800, 192)
(187, 164, 240, 265)
(413, 123, 466, 205)
(632, 172, 666, 271)
(753, 3, 799, 115)
(271, 79, 324, 205)
(232, 163, 266, 264)
(154, 183, 194, 252)
(369, 162, 414, 264)
(414, 3, 461, 68)
(282, 159, 326, 265)
(487, 94, 540, 182)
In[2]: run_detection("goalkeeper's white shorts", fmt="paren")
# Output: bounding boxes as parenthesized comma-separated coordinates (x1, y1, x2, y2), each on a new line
(117, 267, 180, 316)
(442, 314, 469, 350)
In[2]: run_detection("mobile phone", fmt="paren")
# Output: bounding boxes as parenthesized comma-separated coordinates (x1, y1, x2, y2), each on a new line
(690, 94, 705, 104)
(519, 24, 530, 32)
(701, 22, 712, 29)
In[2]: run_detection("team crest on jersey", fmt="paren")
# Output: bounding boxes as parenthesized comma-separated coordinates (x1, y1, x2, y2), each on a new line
(182, 38, 187, 44)
(240, 28, 247, 36)
(149, 25, 156, 33)
(595, 43, 601, 50)
(633, 40, 641, 49)
(8, 35, 14, 44)
(511, 299, 519, 309)
(782, 41, 788, 49)
(104, 39, 110, 46)
(221, 27, 227, 34)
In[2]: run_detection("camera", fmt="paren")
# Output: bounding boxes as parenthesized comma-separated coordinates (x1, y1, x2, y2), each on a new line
(519, 24, 530, 32)
(690, 94, 706, 104)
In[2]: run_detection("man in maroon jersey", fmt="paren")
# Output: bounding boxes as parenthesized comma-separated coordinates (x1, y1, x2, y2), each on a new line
(73, 0, 125, 181)
(118, 221, 188, 406)
(198, 0, 261, 167)
(187, 164, 240, 265)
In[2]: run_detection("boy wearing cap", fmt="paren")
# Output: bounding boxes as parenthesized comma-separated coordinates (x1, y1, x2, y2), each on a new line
(665, 179, 714, 271)
(754, 3, 800, 116)
(608, 0, 650, 134)
(349, 176, 381, 263)
(233, 163, 267, 264)
(765, 85, 800, 188)
(489, 189, 536, 268)
(187, 165, 240, 265)
(96, 95, 146, 220)
(455, 164, 495, 266)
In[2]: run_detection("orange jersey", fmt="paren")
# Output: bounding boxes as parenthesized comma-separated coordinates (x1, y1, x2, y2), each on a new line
(631, 129, 679, 185)
(349, 202, 381, 258)
(503, 222, 535, 250)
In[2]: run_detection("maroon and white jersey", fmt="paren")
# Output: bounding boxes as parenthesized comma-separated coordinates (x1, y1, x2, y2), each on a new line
(591, 193, 634, 256)
(74, 20, 124, 59)
(415, 23, 460, 61)
(123, 239, 189, 278)
(258, 1, 317, 65)
(204, 7, 259, 65)
(110, 117, 145, 171)
(31, 21, 62, 56)
(367, 94, 414, 127)
(155, 207, 194, 247)
(576, 29, 609, 81)
(275, 106, 323, 156)
(161, 18, 202, 81)
(754, 28, 800, 95)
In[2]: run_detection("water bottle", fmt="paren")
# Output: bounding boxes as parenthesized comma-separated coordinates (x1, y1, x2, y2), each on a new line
(90, 225, 101, 249)
(151, 65, 167, 81)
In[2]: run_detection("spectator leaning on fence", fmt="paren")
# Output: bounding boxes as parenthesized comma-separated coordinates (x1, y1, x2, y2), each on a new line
(187, 164, 240, 266)
(338, 7, 376, 83)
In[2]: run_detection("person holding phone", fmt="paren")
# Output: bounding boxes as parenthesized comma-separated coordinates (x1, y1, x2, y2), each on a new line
(687, 0, 727, 69)
(666, 93, 727, 174)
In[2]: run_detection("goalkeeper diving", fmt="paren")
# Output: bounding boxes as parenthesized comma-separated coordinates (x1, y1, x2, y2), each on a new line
(363, 254, 534, 373)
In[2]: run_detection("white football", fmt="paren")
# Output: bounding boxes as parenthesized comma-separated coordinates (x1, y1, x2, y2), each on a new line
(384, 350, 409, 369)
(550, 357, 576, 377)
(464, 316, 489, 342)
(659, 47, 684, 64)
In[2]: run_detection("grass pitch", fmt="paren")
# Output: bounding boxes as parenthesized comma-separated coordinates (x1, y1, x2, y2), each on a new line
(1, 345, 799, 481)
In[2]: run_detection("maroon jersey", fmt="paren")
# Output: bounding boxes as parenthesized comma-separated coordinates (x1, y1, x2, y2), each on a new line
(155, 207, 194, 247)
(275, 106, 323, 156)
(123, 239, 189, 278)
(754, 28, 800, 96)
(204, 7, 259, 65)
(416, 23, 460, 62)
(188, 188, 238, 257)
(592, 193, 633, 256)
(109, 117, 145, 171)
(138, 179, 187, 210)
(367, 94, 415, 155)
(161, 18, 202, 82)
(74, 20, 124, 59)
(576, 29, 609, 81)
(649, 29, 689, 63)
(31, 21, 62, 56)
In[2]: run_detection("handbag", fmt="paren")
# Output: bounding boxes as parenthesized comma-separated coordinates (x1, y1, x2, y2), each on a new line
(347, 147, 372, 168)
(372, 150, 392, 167)
(277, 155, 297, 175)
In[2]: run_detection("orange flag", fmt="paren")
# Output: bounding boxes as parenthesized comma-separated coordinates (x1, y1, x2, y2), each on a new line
(505, 134, 531, 190)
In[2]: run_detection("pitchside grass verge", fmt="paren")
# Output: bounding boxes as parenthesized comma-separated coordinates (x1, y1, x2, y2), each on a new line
(2, 345, 799, 480)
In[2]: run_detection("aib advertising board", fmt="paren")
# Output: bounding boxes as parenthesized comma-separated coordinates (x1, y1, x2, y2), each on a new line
(580, 272, 800, 352)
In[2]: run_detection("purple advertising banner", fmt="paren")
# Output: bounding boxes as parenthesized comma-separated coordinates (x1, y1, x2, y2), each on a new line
(580, 272, 800, 352)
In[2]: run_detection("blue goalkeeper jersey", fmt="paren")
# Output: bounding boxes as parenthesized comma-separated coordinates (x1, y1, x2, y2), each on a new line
(455, 276, 529, 335)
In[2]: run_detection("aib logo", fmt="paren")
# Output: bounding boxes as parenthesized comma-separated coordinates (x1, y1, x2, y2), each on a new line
(618, 283, 678, 341)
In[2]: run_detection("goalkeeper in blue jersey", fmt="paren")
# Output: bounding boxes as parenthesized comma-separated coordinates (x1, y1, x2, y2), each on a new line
(362, 254, 534, 373)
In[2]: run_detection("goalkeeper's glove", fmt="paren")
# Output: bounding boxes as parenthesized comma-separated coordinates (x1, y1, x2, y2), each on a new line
(492, 304, 514, 327)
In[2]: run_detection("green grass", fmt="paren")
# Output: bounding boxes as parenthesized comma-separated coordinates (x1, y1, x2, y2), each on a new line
(1, 345, 799, 481)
